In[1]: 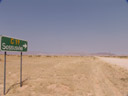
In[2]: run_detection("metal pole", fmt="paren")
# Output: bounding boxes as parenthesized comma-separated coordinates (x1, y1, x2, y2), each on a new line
(4, 51, 6, 95)
(20, 52, 22, 87)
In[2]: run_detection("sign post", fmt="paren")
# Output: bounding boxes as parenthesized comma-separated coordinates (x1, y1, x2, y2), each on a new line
(4, 52, 6, 95)
(0, 35, 28, 95)
(20, 52, 22, 87)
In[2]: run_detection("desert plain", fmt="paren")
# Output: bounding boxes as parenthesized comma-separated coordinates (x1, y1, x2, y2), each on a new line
(0, 55, 128, 96)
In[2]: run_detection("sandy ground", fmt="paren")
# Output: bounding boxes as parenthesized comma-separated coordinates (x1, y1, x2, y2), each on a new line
(0, 55, 128, 96)
(98, 57, 128, 70)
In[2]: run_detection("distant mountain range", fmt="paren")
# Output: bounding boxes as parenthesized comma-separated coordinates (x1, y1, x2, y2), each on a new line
(0, 51, 116, 56)
(89, 52, 116, 56)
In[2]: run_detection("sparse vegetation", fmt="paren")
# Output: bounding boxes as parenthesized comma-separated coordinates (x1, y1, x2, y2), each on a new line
(100, 56, 128, 59)
(28, 55, 33, 57)
(35, 55, 41, 57)
(45, 55, 52, 57)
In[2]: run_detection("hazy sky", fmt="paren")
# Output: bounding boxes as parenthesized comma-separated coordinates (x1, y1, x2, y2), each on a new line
(0, 0, 128, 54)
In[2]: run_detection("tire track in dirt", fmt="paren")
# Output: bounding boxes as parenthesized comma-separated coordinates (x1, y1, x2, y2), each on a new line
(90, 61, 122, 96)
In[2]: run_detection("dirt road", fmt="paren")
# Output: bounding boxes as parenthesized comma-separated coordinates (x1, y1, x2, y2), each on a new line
(0, 55, 128, 96)
(98, 57, 128, 70)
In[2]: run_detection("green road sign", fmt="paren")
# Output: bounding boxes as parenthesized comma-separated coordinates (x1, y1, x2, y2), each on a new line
(0, 36, 28, 52)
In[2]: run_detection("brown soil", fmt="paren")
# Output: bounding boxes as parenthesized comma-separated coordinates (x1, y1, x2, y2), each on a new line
(0, 55, 128, 96)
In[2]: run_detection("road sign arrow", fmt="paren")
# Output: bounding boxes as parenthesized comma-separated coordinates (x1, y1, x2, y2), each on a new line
(23, 43, 27, 49)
